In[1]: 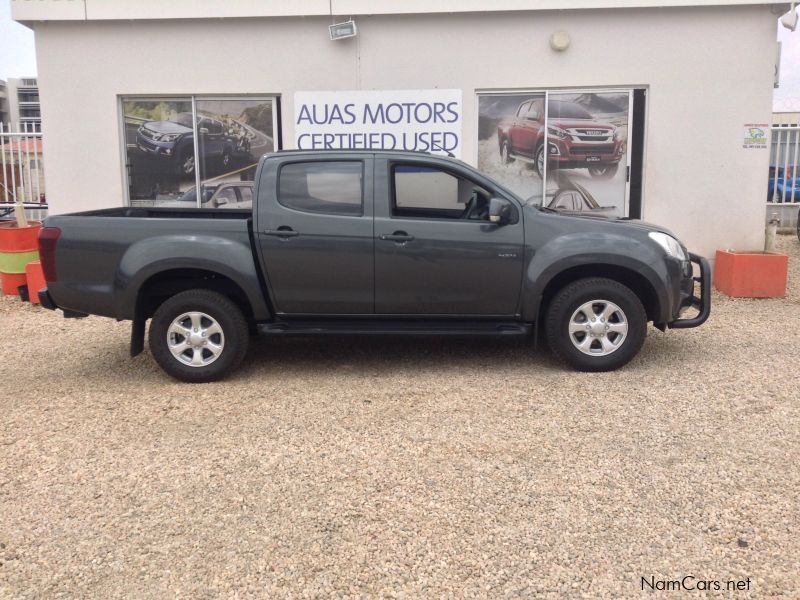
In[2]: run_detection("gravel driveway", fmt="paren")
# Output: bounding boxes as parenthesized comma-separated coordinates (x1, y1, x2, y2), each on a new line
(1, 236, 799, 598)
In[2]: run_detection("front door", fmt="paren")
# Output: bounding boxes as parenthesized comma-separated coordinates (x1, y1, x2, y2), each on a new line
(373, 159, 524, 316)
(255, 156, 374, 314)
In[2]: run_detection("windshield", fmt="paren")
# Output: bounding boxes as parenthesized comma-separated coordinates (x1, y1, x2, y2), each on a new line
(547, 100, 592, 120)
(174, 112, 196, 128)
(177, 186, 217, 204)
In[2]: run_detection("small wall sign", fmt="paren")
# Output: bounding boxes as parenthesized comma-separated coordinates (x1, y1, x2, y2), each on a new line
(743, 124, 768, 149)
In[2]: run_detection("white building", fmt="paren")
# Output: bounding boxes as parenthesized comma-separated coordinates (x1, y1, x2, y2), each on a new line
(4, 77, 42, 132)
(12, 0, 790, 258)
(0, 80, 8, 125)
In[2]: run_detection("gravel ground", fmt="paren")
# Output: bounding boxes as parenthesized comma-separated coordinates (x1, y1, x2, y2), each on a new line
(1, 236, 799, 598)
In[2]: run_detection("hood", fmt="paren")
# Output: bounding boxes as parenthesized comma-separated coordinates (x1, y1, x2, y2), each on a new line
(142, 120, 192, 134)
(566, 212, 676, 237)
(550, 119, 614, 130)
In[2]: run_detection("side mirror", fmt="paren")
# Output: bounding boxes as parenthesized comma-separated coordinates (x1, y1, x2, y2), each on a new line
(214, 197, 228, 207)
(199, 127, 209, 134)
(489, 197, 512, 225)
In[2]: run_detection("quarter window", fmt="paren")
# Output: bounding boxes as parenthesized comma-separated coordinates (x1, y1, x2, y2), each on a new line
(278, 161, 363, 216)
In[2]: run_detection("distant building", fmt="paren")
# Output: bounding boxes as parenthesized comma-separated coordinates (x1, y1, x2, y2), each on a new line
(0, 80, 8, 126)
(773, 112, 800, 126)
(5, 77, 41, 132)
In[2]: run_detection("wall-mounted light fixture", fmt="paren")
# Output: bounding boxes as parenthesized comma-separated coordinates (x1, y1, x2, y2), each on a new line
(549, 30, 570, 51)
(330, 20, 358, 41)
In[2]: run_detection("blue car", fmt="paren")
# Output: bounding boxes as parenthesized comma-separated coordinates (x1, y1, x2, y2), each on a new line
(768, 167, 800, 203)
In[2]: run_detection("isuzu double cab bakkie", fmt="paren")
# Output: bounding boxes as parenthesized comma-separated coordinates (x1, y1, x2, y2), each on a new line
(36, 150, 710, 382)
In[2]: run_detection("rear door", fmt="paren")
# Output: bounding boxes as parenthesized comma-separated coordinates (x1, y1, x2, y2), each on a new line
(373, 157, 524, 316)
(254, 155, 374, 314)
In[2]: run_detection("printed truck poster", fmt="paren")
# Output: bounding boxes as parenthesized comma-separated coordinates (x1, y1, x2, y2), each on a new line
(478, 91, 630, 217)
(294, 90, 462, 158)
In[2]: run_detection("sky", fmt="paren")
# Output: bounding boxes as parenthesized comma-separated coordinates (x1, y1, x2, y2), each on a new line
(0, 0, 37, 78)
(1, 0, 800, 111)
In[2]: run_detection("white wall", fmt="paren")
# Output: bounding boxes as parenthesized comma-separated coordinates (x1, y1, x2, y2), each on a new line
(32, 5, 777, 256)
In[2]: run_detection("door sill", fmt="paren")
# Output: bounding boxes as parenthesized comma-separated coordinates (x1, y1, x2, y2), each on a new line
(258, 319, 531, 337)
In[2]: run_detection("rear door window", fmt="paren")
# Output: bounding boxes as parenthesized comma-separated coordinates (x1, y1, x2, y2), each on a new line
(278, 161, 363, 216)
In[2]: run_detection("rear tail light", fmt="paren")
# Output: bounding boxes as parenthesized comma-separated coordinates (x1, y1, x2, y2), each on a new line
(38, 227, 61, 282)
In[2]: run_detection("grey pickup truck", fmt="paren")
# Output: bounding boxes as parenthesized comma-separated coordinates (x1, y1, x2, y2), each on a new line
(37, 150, 710, 382)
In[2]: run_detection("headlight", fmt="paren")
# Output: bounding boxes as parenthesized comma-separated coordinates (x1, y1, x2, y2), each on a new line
(649, 232, 687, 261)
(547, 126, 569, 140)
(157, 133, 180, 142)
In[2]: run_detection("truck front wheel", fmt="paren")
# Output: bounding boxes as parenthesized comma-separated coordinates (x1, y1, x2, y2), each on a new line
(587, 164, 618, 180)
(545, 278, 646, 372)
(149, 289, 249, 383)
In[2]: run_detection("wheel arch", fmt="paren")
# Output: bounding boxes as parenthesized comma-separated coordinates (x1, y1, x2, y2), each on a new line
(129, 266, 269, 357)
(534, 262, 663, 326)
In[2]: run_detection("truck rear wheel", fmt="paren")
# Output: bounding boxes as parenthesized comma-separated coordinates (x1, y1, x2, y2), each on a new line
(149, 289, 249, 383)
(545, 277, 646, 372)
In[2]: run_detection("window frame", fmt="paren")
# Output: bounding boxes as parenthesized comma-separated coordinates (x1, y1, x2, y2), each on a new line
(276, 159, 366, 217)
(118, 94, 281, 208)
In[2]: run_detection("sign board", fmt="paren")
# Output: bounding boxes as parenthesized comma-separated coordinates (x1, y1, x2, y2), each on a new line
(743, 124, 768, 149)
(294, 90, 462, 158)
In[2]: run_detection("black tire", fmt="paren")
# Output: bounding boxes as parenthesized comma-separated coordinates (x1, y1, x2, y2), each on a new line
(587, 163, 619, 180)
(149, 289, 249, 383)
(545, 277, 646, 372)
(500, 141, 514, 164)
(534, 145, 546, 178)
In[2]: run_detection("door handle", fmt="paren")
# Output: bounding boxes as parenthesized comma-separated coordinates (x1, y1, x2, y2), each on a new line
(379, 231, 414, 243)
(263, 227, 299, 238)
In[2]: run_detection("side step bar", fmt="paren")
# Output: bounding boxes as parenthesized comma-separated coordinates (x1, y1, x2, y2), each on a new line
(258, 320, 532, 337)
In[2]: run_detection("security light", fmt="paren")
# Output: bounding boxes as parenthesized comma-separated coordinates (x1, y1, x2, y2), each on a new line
(329, 20, 357, 41)
(780, 2, 797, 31)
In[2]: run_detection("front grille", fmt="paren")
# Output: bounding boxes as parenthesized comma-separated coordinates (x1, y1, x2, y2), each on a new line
(575, 134, 613, 142)
(139, 127, 156, 140)
(575, 129, 608, 136)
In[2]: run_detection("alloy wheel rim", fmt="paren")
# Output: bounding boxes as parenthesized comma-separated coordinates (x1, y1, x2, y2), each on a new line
(568, 299, 628, 356)
(167, 311, 225, 367)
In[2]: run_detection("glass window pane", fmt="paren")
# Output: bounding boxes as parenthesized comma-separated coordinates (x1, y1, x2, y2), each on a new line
(477, 93, 546, 206)
(195, 98, 277, 209)
(279, 161, 362, 216)
(122, 98, 193, 206)
(545, 91, 629, 217)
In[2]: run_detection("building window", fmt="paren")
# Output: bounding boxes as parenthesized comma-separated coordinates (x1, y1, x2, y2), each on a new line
(121, 95, 280, 207)
(477, 89, 641, 218)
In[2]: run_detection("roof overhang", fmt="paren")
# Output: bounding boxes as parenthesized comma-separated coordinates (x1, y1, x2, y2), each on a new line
(11, 0, 792, 22)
